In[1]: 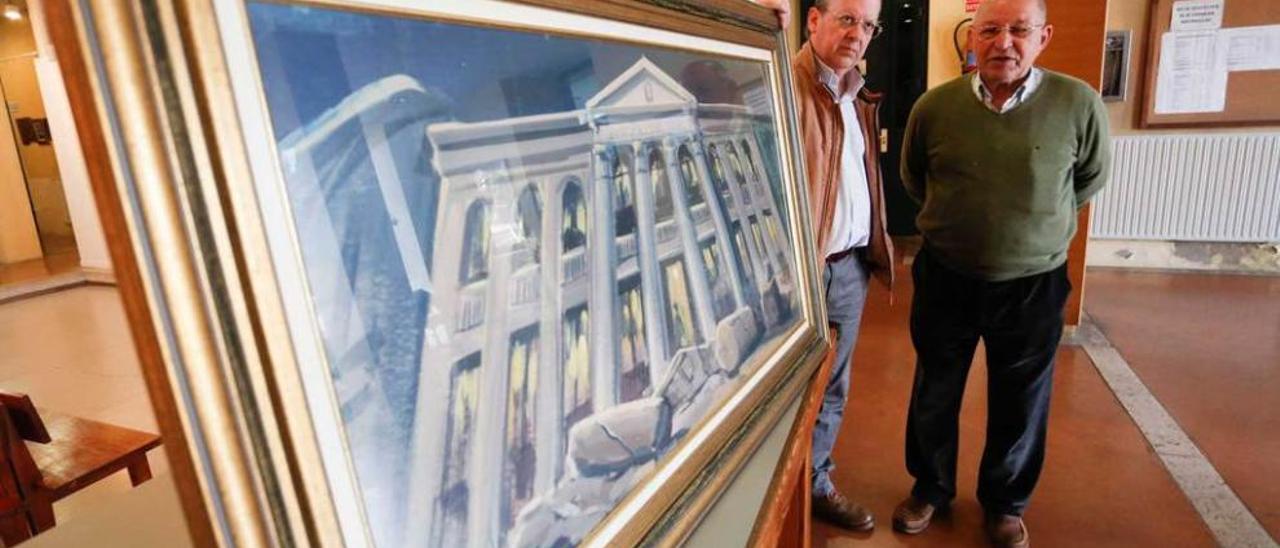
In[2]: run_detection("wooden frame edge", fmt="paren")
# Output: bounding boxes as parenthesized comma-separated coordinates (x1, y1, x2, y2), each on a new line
(42, 0, 219, 545)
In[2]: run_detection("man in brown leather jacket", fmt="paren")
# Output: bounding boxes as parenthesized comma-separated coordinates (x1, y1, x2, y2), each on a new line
(790, 0, 895, 532)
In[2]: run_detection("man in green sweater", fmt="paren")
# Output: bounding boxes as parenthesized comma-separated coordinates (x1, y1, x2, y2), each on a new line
(891, 0, 1110, 546)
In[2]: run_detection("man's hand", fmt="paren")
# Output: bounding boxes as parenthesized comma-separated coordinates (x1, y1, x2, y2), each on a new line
(752, 0, 791, 30)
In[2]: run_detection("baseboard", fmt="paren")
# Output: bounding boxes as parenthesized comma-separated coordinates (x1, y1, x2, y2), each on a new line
(1087, 240, 1280, 275)
(0, 267, 117, 305)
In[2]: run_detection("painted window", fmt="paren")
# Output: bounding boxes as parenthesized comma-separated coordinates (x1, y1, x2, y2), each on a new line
(616, 276, 650, 402)
(661, 259, 701, 356)
(740, 139, 761, 183)
(677, 146, 705, 208)
(749, 215, 773, 278)
(707, 144, 732, 210)
(613, 151, 637, 237)
(651, 149, 674, 224)
(435, 352, 481, 547)
(562, 305, 592, 440)
(764, 210, 789, 271)
(516, 185, 541, 263)
(460, 201, 490, 284)
(727, 146, 751, 206)
(502, 326, 539, 533)
(561, 179, 587, 252)
(731, 220, 758, 289)
(700, 240, 735, 320)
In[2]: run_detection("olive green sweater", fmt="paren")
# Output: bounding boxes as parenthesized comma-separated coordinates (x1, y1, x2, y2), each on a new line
(901, 70, 1110, 281)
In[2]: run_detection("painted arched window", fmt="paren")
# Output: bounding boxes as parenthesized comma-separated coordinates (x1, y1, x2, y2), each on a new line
(459, 200, 490, 284)
(732, 146, 747, 206)
(516, 185, 542, 263)
(562, 304, 592, 444)
(677, 146, 705, 208)
(434, 352, 481, 547)
(650, 149, 674, 223)
(707, 144, 732, 206)
(613, 151, 637, 237)
(739, 139, 760, 182)
(561, 180, 587, 252)
(502, 326, 539, 532)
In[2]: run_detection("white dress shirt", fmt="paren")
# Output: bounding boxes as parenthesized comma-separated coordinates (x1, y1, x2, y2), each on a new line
(971, 67, 1043, 114)
(815, 56, 872, 258)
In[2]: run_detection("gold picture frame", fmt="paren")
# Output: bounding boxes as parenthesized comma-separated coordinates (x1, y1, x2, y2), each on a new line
(53, 0, 829, 545)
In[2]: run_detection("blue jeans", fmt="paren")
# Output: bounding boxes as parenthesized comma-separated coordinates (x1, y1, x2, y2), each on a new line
(811, 249, 870, 497)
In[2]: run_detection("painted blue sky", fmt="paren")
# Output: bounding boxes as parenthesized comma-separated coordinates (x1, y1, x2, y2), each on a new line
(246, 2, 774, 136)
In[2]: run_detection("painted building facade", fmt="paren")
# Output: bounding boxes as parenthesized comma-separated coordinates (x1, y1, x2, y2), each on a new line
(404, 58, 798, 546)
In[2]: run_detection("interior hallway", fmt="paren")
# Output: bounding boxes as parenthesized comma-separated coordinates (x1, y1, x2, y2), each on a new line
(0, 286, 190, 547)
(812, 260, 1279, 547)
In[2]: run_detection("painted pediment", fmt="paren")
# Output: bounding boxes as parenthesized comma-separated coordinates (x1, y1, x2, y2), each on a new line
(585, 57, 695, 110)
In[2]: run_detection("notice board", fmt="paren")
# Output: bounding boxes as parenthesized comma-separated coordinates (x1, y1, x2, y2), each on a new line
(1141, 0, 1280, 128)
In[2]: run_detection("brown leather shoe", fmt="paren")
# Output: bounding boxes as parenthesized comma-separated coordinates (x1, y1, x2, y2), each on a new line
(984, 514, 1029, 548)
(891, 496, 940, 534)
(811, 490, 874, 531)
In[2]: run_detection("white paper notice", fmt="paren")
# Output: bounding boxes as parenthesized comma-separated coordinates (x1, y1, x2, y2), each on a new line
(1223, 25, 1280, 72)
(1171, 0, 1224, 31)
(1155, 31, 1229, 114)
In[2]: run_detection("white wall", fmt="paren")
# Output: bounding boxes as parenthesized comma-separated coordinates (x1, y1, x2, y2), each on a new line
(28, 0, 112, 272)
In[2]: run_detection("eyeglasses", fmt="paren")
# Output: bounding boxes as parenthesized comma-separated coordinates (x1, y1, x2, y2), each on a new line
(827, 13, 884, 37)
(973, 24, 1045, 40)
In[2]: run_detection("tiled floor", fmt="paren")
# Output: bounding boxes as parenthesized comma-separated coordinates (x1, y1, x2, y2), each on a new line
(2, 267, 1275, 547)
(1087, 269, 1280, 541)
(0, 285, 188, 546)
(810, 263, 1248, 547)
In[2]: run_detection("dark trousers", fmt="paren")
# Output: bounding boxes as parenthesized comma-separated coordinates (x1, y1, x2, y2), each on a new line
(905, 246, 1070, 516)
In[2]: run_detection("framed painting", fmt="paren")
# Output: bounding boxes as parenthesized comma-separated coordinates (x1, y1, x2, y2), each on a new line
(60, 0, 828, 545)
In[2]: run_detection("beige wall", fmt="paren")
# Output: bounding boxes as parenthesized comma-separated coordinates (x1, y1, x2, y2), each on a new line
(928, 0, 972, 89)
(29, 0, 112, 270)
(0, 92, 41, 263)
(3, 13, 75, 246)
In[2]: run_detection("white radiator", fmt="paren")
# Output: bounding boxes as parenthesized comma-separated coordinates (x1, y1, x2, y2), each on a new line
(1090, 133, 1280, 242)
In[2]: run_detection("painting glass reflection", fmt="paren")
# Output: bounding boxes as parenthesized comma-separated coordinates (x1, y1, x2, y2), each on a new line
(246, 3, 800, 545)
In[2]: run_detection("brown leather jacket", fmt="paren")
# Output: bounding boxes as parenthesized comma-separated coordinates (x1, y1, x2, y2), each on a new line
(792, 42, 895, 292)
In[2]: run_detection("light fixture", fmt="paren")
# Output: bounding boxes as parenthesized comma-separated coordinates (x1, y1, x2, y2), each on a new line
(2, 2, 21, 21)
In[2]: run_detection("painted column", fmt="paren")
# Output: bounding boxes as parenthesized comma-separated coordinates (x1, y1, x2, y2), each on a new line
(470, 179, 516, 547)
(535, 173, 564, 492)
(587, 144, 618, 409)
(689, 137, 748, 308)
(631, 140, 671, 384)
(663, 136, 717, 341)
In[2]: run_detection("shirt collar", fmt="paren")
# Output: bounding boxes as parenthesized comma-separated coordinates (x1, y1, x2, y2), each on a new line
(813, 50, 865, 103)
(971, 67, 1043, 113)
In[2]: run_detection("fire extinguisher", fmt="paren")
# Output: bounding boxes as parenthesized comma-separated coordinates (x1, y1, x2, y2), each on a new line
(954, 17, 977, 73)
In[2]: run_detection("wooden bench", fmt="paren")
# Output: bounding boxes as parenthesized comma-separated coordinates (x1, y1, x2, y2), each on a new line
(0, 391, 161, 544)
